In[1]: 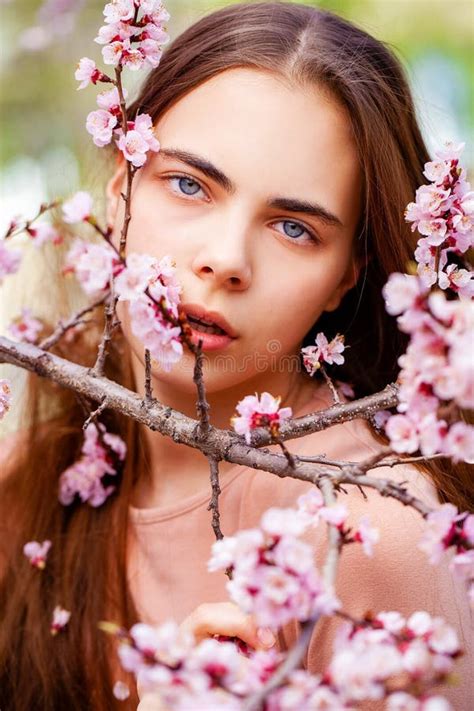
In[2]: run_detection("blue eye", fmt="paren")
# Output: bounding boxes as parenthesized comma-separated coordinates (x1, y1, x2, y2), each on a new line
(273, 220, 320, 245)
(167, 175, 206, 198)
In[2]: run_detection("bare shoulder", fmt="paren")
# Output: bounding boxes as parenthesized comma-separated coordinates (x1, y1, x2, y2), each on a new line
(0, 429, 27, 478)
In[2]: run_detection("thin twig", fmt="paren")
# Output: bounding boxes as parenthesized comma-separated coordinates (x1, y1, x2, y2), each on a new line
(320, 364, 340, 404)
(82, 398, 108, 430)
(144, 349, 154, 404)
(39, 294, 109, 350)
(193, 340, 211, 438)
(206, 456, 226, 542)
(91, 291, 120, 377)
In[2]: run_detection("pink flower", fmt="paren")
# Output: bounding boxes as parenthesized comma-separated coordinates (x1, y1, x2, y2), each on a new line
(86, 109, 118, 147)
(260, 507, 309, 538)
(94, 21, 136, 46)
(64, 239, 120, 296)
(0, 379, 12, 420)
(62, 191, 93, 224)
(58, 423, 126, 507)
(423, 160, 452, 185)
(0, 240, 22, 284)
(23, 539, 52, 569)
(75, 57, 104, 90)
(26, 222, 62, 247)
(128, 296, 183, 372)
(114, 252, 158, 301)
(435, 140, 465, 162)
(8, 308, 43, 343)
(385, 414, 419, 454)
(354, 515, 380, 556)
(101, 39, 127, 66)
(97, 85, 127, 113)
(444, 421, 474, 463)
(301, 332, 345, 376)
(231, 392, 293, 445)
(103, 0, 135, 24)
(51, 605, 71, 635)
(418, 503, 462, 564)
(113, 681, 130, 700)
(438, 265, 473, 298)
(115, 113, 160, 167)
(382, 273, 423, 316)
(319, 503, 348, 528)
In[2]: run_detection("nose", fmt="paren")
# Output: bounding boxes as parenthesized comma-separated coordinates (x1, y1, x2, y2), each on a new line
(190, 217, 252, 291)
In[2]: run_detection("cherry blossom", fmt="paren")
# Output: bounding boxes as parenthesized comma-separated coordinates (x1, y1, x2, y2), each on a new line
(112, 681, 130, 700)
(231, 392, 293, 445)
(50, 605, 71, 635)
(114, 114, 160, 167)
(0, 379, 12, 420)
(58, 422, 126, 507)
(0, 240, 22, 284)
(353, 515, 380, 556)
(97, 85, 127, 114)
(63, 238, 120, 296)
(62, 191, 94, 224)
(23, 539, 52, 569)
(8, 308, 43, 343)
(208, 507, 340, 628)
(75, 57, 105, 90)
(26, 222, 62, 247)
(86, 109, 118, 147)
(301, 332, 345, 376)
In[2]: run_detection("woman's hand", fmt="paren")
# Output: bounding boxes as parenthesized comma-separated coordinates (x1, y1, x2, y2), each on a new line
(180, 601, 277, 650)
(137, 602, 277, 710)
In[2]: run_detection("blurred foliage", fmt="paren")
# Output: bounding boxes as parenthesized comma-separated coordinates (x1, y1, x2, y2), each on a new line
(0, 0, 473, 212)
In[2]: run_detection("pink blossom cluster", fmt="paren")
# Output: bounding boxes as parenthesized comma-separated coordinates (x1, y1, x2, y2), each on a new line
(58, 422, 126, 507)
(405, 142, 473, 293)
(23, 539, 52, 569)
(231, 392, 293, 445)
(8, 308, 43, 344)
(208, 503, 340, 628)
(117, 619, 281, 707)
(301, 332, 346, 376)
(418, 503, 474, 608)
(25, 222, 62, 247)
(114, 252, 184, 371)
(0, 240, 22, 285)
(76, 1, 169, 165)
(324, 610, 459, 708)
(382, 275, 473, 462)
(63, 238, 121, 296)
(294, 490, 380, 557)
(51, 605, 71, 635)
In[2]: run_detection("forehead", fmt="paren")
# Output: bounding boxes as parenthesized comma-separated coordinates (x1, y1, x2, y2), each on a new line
(152, 68, 361, 225)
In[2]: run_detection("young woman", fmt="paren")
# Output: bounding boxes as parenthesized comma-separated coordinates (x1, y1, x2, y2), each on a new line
(1, 2, 472, 709)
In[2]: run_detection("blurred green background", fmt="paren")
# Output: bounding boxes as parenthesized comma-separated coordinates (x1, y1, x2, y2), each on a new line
(0, 0, 473, 233)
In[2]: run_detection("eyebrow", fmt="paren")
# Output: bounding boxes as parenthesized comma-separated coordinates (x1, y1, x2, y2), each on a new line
(158, 148, 344, 227)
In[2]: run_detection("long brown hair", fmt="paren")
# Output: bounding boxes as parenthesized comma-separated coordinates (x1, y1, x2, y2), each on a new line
(1, 2, 472, 708)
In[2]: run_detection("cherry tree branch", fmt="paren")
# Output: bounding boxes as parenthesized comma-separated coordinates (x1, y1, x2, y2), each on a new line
(0, 337, 432, 516)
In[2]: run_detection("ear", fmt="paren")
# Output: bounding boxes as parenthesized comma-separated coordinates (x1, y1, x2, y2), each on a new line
(323, 252, 367, 313)
(105, 157, 127, 228)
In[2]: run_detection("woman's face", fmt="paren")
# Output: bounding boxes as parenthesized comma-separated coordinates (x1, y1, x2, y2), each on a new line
(107, 68, 363, 396)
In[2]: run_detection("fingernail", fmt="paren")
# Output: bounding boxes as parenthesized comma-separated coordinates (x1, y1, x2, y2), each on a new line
(257, 627, 276, 647)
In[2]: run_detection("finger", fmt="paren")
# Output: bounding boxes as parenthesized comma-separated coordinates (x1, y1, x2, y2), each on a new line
(180, 602, 276, 650)
(137, 692, 169, 711)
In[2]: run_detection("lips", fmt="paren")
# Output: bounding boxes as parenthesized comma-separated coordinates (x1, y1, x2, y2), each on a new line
(181, 303, 238, 338)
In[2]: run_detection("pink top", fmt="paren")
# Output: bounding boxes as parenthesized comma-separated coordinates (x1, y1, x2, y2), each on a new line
(128, 384, 473, 709)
